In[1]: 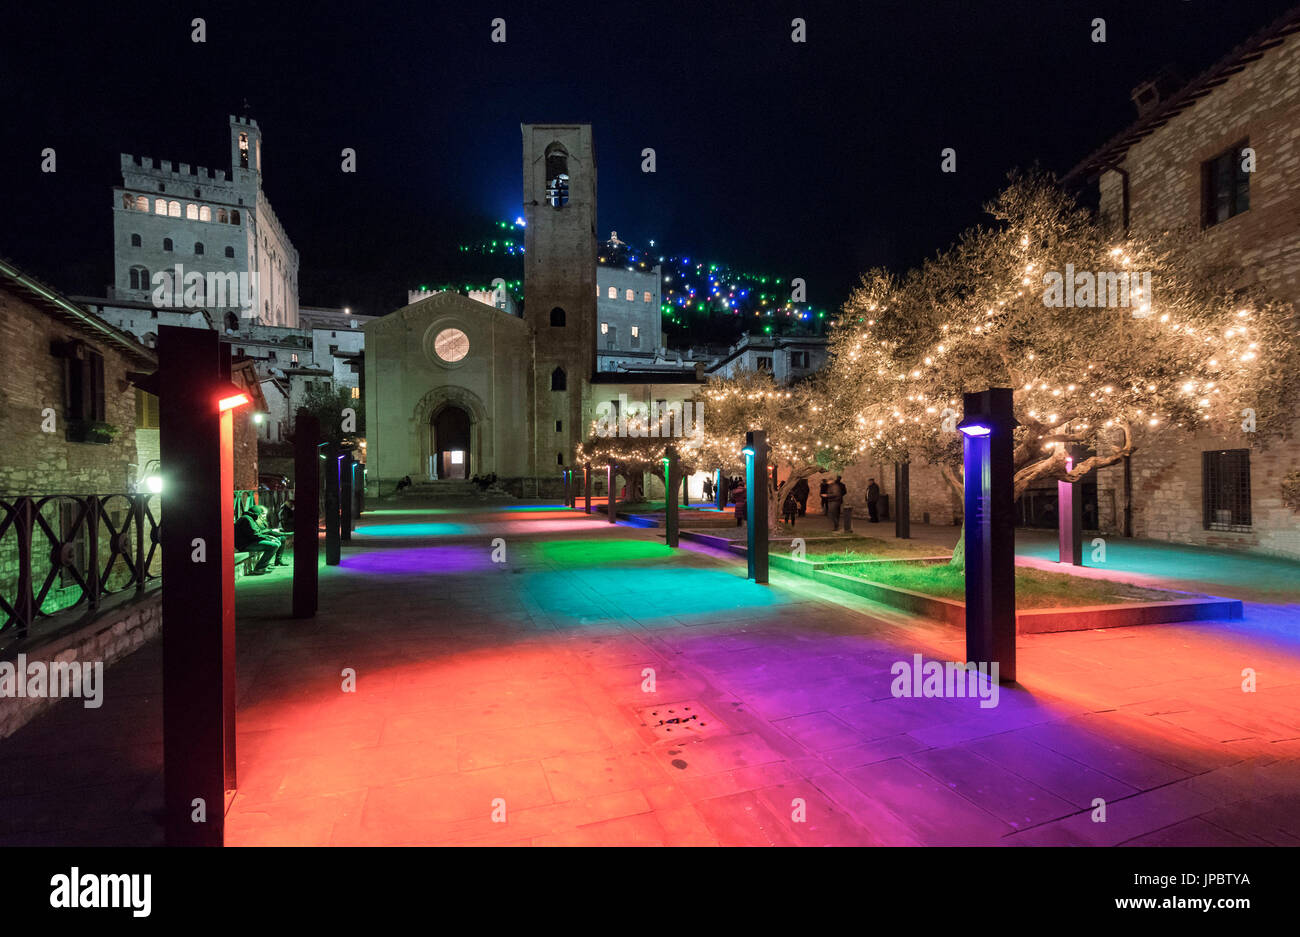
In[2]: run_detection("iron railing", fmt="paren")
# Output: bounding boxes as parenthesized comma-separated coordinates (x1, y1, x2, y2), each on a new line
(0, 488, 291, 644)
(0, 493, 161, 642)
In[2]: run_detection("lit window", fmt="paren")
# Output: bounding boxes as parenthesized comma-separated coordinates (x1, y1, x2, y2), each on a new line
(350, 386, 360, 399)
(155, 199, 167, 214)
(643, 291, 651, 302)
(433, 327, 470, 363)
(631, 326, 639, 337)
(186, 203, 198, 220)
(239, 132, 249, 169)
(199, 206, 211, 222)
(608, 287, 617, 299)
(168, 201, 181, 217)
(625, 289, 634, 301)
(600, 322, 608, 334)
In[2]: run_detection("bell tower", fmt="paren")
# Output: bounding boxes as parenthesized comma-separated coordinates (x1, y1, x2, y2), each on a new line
(230, 114, 262, 191)
(521, 123, 597, 477)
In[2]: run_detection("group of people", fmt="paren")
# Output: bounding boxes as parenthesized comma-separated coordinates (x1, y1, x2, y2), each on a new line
(728, 473, 886, 533)
(234, 500, 295, 574)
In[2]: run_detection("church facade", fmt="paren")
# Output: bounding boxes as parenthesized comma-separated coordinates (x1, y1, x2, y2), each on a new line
(365, 123, 704, 497)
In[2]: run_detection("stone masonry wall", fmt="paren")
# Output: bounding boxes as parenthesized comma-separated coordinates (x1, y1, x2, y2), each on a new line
(1093, 27, 1300, 559)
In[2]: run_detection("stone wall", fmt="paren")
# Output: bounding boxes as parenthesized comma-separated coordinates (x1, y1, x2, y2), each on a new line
(1099, 30, 1300, 308)
(0, 589, 160, 739)
(1092, 26, 1300, 559)
(0, 288, 142, 495)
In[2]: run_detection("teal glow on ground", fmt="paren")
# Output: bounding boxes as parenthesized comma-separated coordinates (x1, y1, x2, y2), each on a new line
(354, 522, 474, 537)
(1017, 536, 1300, 600)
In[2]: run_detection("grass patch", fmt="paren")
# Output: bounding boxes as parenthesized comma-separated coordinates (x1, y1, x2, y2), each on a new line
(830, 562, 1185, 609)
(791, 537, 952, 561)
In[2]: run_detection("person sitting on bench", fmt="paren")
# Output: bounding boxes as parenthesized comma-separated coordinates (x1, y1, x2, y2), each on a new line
(235, 505, 286, 574)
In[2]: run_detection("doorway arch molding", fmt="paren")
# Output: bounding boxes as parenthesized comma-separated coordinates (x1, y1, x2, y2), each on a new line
(411, 385, 492, 478)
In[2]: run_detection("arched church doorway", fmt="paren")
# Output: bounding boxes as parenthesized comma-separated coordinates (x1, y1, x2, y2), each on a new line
(431, 405, 472, 480)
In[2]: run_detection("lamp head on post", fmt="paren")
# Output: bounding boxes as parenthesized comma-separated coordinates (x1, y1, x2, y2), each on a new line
(216, 380, 251, 413)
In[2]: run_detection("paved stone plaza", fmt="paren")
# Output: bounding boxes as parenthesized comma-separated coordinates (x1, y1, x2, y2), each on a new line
(4, 498, 1299, 846)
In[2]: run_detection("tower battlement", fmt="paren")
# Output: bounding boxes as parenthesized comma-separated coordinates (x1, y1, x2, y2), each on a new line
(229, 114, 259, 128)
(119, 153, 228, 183)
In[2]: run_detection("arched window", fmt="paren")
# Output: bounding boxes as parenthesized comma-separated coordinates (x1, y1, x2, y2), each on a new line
(129, 268, 140, 290)
(550, 306, 565, 327)
(135, 195, 148, 212)
(186, 203, 198, 220)
(199, 206, 211, 222)
(194, 242, 204, 255)
(122, 193, 133, 210)
(608, 286, 617, 299)
(163, 238, 173, 251)
(551, 367, 566, 391)
(224, 246, 235, 258)
(129, 266, 149, 290)
(155, 198, 167, 214)
(557, 452, 564, 465)
(217, 208, 228, 223)
(625, 289, 634, 302)
(545, 143, 569, 208)
(168, 201, 181, 217)
(231, 210, 241, 225)
(130, 233, 141, 247)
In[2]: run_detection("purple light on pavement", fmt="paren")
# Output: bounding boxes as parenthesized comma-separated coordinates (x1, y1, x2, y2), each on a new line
(338, 546, 494, 574)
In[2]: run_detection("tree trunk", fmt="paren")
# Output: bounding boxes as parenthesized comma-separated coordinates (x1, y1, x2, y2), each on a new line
(949, 520, 966, 569)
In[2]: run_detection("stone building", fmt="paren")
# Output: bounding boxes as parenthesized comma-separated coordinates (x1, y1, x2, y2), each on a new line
(364, 124, 702, 496)
(0, 258, 158, 496)
(105, 114, 300, 329)
(1068, 5, 1300, 559)
(595, 253, 663, 372)
(707, 334, 828, 385)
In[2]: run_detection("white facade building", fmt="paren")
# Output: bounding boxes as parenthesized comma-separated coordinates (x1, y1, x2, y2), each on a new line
(110, 114, 300, 328)
(595, 261, 663, 372)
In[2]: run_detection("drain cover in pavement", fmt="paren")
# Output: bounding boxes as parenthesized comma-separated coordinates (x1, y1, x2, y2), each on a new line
(636, 701, 726, 741)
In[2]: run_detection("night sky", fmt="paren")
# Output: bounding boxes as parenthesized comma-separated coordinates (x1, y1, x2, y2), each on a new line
(4, 0, 1294, 322)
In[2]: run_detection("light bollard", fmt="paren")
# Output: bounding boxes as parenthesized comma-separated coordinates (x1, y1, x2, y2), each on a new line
(744, 430, 769, 584)
(958, 388, 1017, 684)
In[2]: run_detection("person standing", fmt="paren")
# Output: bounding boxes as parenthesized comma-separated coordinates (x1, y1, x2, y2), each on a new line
(866, 478, 880, 523)
(791, 477, 810, 516)
(732, 480, 747, 526)
(781, 490, 799, 527)
(826, 475, 847, 531)
(819, 479, 829, 515)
